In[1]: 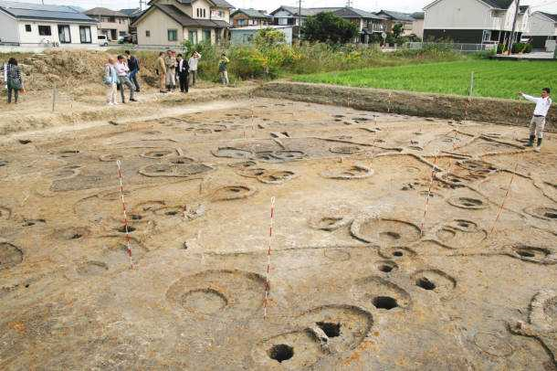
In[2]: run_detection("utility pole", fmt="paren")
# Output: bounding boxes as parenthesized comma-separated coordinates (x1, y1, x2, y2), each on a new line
(139, 0, 145, 11)
(507, 0, 520, 54)
(346, 0, 353, 7)
(298, 0, 302, 42)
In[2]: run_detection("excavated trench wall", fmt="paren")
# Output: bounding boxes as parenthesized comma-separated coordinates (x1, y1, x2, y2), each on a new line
(255, 82, 557, 132)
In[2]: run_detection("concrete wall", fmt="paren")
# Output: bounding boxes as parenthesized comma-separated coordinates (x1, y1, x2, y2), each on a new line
(0, 11, 19, 44)
(412, 19, 424, 38)
(230, 27, 292, 45)
(425, 0, 495, 30)
(136, 8, 183, 47)
(255, 82, 556, 133)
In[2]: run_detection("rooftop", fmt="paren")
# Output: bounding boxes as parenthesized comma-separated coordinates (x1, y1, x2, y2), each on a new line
(0, 0, 97, 23)
(85, 7, 128, 18)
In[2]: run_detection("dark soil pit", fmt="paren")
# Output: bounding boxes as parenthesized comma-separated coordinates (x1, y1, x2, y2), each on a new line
(140, 149, 175, 159)
(211, 185, 256, 202)
(372, 296, 399, 310)
(268, 344, 294, 363)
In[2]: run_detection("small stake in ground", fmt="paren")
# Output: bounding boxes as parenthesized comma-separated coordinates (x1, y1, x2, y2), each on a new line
(469, 71, 475, 97)
(116, 160, 134, 269)
(263, 197, 276, 319)
(490, 161, 519, 235)
(421, 153, 439, 234)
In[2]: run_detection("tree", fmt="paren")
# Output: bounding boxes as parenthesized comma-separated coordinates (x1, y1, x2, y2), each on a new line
(301, 12, 358, 44)
(392, 23, 404, 39)
(254, 28, 286, 48)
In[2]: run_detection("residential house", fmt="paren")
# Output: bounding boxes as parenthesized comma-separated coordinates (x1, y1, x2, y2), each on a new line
(85, 7, 130, 41)
(230, 8, 272, 28)
(375, 10, 416, 36)
(132, 0, 233, 47)
(524, 12, 557, 49)
(411, 12, 425, 38)
(270, 6, 385, 42)
(0, 0, 98, 47)
(119, 8, 146, 42)
(231, 25, 293, 45)
(423, 0, 529, 45)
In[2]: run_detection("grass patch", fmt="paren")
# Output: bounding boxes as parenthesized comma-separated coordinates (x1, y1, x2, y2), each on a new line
(292, 60, 557, 100)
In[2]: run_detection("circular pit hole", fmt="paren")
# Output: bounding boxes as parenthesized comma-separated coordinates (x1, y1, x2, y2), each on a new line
(416, 277, 436, 291)
(372, 296, 398, 310)
(316, 321, 341, 338)
(268, 344, 294, 363)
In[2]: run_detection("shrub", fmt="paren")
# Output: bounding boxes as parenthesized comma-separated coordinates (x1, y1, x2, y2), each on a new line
(523, 43, 533, 53)
(301, 12, 358, 44)
(254, 28, 286, 48)
(511, 42, 526, 54)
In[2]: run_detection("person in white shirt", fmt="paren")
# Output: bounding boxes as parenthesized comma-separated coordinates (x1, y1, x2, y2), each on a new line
(116, 55, 136, 103)
(188, 52, 201, 87)
(519, 88, 552, 152)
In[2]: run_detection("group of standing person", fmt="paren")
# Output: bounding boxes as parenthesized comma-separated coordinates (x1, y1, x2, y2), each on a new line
(103, 50, 140, 105)
(156, 50, 202, 94)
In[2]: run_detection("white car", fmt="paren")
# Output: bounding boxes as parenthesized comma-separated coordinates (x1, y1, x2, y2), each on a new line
(98, 35, 109, 47)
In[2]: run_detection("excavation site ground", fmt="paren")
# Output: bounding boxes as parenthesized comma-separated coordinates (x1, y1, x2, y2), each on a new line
(1, 97, 557, 370)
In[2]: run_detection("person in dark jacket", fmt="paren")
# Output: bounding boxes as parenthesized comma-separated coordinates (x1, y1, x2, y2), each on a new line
(176, 54, 189, 93)
(125, 50, 140, 92)
(4, 57, 23, 104)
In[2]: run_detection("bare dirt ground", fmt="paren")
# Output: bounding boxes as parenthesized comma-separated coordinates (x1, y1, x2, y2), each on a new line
(1, 96, 557, 370)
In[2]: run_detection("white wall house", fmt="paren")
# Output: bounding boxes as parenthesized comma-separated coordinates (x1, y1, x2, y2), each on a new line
(524, 12, 557, 49)
(132, 0, 232, 47)
(0, 1, 99, 48)
(423, 0, 528, 45)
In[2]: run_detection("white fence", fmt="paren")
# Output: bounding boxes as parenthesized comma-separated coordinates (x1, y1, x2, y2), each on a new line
(404, 42, 498, 53)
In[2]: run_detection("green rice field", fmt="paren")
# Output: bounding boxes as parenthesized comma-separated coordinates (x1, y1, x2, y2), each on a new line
(292, 60, 557, 100)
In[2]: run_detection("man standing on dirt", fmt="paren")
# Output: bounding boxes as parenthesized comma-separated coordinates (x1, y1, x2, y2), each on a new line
(519, 88, 552, 152)
(188, 52, 201, 87)
(176, 54, 189, 93)
(115, 55, 136, 103)
(219, 53, 230, 85)
(164, 50, 177, 92)
(156, 52, 167, 93)
(125, 50, 140, 93)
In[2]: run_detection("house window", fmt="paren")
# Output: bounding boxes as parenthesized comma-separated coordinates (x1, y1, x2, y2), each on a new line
(146, 30, 151, 37)
(219, 11, 224, 17)
(108, 17, 115, 22)
(25, 24, 31, 32)
(483, 30, 492, 42)
(79, 26, 92, 43)
(203, 29, 211, 42)
(189, 30, 198, 44)
(168, 29, 178, 41)
(58, 25, 71, 43)
(119, 31, 126, 36)
(238, 19, 247, 26)
(197, 8, 200, 17)
(203, 9, 206, 18)
(38, 25, 52, 36)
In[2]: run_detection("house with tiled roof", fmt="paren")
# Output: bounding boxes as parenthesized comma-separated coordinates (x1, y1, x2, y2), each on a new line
(523, 12, 557, 50)
(375, 10, 417, 36)
(0, 0, 98, 47)
(270, 6, 385, 42)
(230, 8, 272, 28)
(132, 0, 234, 47)
(85, 7, 130, 41)
(423, 0, 530, 45)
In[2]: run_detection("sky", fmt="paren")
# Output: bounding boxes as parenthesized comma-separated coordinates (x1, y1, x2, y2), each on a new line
(17, 0, 557, 14)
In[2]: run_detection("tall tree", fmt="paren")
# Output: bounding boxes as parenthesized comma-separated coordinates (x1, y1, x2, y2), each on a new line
(301, 12, 358, 44)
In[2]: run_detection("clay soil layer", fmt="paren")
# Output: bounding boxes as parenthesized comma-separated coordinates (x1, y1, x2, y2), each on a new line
(1, 97, 557, 370)
(256, 82, 557, 132)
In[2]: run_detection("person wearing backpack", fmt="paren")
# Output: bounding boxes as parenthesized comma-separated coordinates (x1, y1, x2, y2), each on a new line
(125, 50, 141, 92)
(4, 57, 23, 104)
(103, 57, 118, 106)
